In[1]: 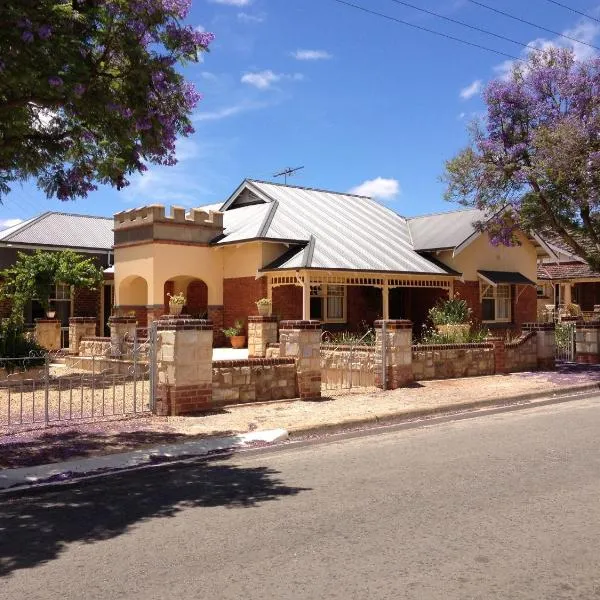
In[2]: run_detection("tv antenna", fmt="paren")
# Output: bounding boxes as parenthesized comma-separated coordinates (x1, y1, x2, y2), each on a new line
(273, 166, 304, 184)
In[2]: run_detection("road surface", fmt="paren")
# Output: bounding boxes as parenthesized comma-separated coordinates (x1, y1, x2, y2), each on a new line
(2, 397, 600, 599)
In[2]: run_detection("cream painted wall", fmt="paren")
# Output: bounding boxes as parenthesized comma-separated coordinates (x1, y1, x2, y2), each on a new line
(221, 242, 263, 279)
(438, 232, 539, 282)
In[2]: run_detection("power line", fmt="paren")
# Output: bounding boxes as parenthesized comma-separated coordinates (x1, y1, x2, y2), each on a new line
(330, 0, 523, 62)
(386, 0, 550, 53)
(543, 0, 600, 25)
(466, 0, 600, 52)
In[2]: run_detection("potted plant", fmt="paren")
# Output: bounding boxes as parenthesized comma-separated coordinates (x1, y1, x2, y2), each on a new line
(256, 297, 272, 317)
(222, 319, 245, 349)
(167, 292, 186, 316)
(428, 294, 472, 342)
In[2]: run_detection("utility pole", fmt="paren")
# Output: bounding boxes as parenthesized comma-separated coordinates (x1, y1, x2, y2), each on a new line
(273, 166, 304, 184)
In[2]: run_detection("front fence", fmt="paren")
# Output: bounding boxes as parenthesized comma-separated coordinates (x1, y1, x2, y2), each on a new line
(555, 321, 576, 362)
(0, 326, 156, 430)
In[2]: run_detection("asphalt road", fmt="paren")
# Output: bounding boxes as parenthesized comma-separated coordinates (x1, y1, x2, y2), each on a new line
(2, 397, 600, 599)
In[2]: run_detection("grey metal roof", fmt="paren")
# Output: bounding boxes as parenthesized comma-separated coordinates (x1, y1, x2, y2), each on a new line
(407, 208, 488, 251)
(218, 180, 452, 275)
(0, 212, 113, 251)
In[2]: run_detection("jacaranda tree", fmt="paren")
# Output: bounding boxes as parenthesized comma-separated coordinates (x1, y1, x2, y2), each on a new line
(444, 47, 600, 269)
(0, 0, 213, 201)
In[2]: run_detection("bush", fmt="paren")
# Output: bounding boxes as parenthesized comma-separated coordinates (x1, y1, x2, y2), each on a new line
(419, 325, 489, 345)
(0, 320, 45, 373)
(428, 294, 471, 326)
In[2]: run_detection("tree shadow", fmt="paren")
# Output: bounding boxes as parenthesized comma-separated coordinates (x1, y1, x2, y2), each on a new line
(0, 452, 310, 577)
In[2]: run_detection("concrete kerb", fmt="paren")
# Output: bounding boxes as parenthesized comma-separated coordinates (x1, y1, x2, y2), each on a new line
(1, 382, 599, 498)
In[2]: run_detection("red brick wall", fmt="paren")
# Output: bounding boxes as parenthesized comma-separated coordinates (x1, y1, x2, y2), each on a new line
(208, 305, 225, 347)
(73, 287, 101, 318)
(117, 305, 148, 327)
(576, 282, 600, 311)
(406, 288, 449, 336)
(223, 276, 268, 332)
(272, 285, 302, 321)
(454, 281, 482, 323)
(346, 286, 382, 330)
(514, 285, 537, 331)
(186, 280, 208, 317)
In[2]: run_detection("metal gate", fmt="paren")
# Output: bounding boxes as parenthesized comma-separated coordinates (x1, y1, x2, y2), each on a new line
(0, 322, 157, 429)
(555, 321, 576, 362)
(320, 329, 377, 391)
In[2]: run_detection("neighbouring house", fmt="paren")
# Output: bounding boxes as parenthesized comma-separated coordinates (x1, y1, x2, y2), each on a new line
(0, 212, 114, 336)
(113, 179, 548, 342)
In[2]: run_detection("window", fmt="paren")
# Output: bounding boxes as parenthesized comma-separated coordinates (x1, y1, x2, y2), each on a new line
(53, 283, 72, 300)
(50, 283, 73, 326)
(310, 285, 346, 322)
(481, 284, 511, 322)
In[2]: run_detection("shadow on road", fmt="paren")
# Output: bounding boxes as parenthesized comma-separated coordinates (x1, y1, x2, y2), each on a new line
(0, 453, 310, 577)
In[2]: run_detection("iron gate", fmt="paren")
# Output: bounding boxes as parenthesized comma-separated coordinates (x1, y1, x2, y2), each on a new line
(0, 322, 157, 429)
(555, 321, 576, 362)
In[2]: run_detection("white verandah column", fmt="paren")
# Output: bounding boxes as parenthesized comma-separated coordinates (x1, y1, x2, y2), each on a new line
(302, 274, 311, 320)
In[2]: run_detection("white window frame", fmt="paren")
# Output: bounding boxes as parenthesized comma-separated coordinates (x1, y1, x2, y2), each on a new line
(310, 284, 347, 323)
(50, 283, 74, 317)
(481, 283, 512, 323)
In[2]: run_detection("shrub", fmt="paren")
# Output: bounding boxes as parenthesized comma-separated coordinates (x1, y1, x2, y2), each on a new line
(0, 319, 45, 373)
(428, 294, 471, 326)
(419, 325, 489, 345)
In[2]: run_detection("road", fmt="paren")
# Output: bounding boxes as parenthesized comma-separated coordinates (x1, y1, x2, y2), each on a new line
(2, 397, 600, 599)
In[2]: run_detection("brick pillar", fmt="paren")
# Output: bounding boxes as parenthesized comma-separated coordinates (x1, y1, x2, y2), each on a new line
(490, 337, 507, 374)
(108, 316, 136, 357)
(279, 320, 321, 399)
(68, 317, 97, 355)
(575, 323, 600, 364)
(208, 305, 225, 347)
(374, 320, 413, 390)
(147, 304, 167, 326)
(34, 319, 61, 351)
(248, 316, 278, 358)
(154, 316, 214, 415)
(523, 322, 556, 370)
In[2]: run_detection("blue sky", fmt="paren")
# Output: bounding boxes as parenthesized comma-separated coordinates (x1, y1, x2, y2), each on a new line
(2, 0, 600, 227)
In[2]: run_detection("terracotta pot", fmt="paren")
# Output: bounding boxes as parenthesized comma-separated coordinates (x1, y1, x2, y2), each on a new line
(230, 335, 246, 349)
(169, 303, 183, 316)
(257, 303, 271, 317)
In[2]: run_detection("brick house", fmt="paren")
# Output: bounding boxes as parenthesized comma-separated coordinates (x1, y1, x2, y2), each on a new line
(0, 212, 114, 336)
(113, 179, 548, 342)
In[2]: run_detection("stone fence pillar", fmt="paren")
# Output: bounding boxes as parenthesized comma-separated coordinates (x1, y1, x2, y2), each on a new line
(108, 316, 137, 357)
(279, 320, 321, 399)
(248, 316, 278, 358)
(154, 316, 214, 416)
(68, 317, 97, 355)
(34, 319, 61, 351)
(374, 320, 413, 390)
(489, 337, 507, 375)
(523, 322, 556, 370)
(575, 322, 600, 364)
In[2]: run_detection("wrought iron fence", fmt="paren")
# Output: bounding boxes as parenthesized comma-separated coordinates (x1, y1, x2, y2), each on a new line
(555, 321, 576, 362)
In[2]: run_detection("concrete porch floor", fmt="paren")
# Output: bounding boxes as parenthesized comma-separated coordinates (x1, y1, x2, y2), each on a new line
(212, 348, 249, 361)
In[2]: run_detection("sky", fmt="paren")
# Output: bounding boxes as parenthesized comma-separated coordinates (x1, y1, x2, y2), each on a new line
(2, 0, 600, 228)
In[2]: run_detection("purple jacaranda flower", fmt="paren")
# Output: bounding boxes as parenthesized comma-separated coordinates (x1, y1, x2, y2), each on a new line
(48, 76, 63, 87)
(21, 30, 34, 43)
(74, 83, 86, 97)
(38, 24, 52, 40)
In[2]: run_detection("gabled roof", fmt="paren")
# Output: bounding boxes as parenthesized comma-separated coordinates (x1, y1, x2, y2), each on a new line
(538, 261, 600, 281)
(217, 180, 453, 275)
(0, 212, 113, 252)
(407, 208, 488, 251)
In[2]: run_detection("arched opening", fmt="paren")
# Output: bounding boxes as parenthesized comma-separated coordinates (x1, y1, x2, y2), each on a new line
(119, 276, 148, 305)
(163, 276, 208, 318)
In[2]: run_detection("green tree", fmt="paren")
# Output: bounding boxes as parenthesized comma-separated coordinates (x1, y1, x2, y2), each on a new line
(444, 48, 600, 268)
(0, 0, 213, 200)
(0, 250, 104, 324)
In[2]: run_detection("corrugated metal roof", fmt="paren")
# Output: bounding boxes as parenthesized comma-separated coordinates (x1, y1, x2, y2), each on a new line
(0, 212, 113, 251)
(407, 208, 487, 251)
(219, 180, 452, 275)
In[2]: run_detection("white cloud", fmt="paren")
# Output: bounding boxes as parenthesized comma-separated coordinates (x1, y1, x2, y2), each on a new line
(459, 79, 482, 100)
(237, 12, 265, 23)
(292, 49, 332, 61)
(457, 112, 466, 120)
(241, 70, 303, 89)
(210, 0, 251, 5)
(194, 24, 205, 32)
(0, 218, 23, 230)
(349, 178, 401, 200)
(194, 99, 271, 121)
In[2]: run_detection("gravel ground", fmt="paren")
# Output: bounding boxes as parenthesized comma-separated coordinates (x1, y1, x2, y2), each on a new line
(1, 364, 599, 469)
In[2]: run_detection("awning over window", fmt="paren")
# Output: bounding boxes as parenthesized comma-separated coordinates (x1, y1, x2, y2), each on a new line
(477, 270, 536, 286)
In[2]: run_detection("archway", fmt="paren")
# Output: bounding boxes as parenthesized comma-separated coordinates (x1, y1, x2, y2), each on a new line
(163, 276, 208, 318)
(119, 276, 148, 306)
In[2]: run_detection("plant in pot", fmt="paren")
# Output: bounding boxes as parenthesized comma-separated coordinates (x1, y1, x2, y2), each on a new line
(428, 294, 472, 342)
(167, 292, 186, 316)
(222, 319, 245, 349)
(256, 297, 272, 317)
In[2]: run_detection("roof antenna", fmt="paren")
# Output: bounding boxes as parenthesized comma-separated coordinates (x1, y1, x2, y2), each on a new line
(273, 166, 304, 184)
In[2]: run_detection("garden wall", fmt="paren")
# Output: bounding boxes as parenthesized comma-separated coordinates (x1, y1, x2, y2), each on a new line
(212, 358, 297, 405)
(505, 332, 537, 372)
(320, 345, 376, 388)
(412, 343, 494, 381)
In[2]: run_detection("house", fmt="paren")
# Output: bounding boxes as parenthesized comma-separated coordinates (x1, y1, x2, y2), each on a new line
(0, 212, 114, 335)
(113, 179, 547, 343)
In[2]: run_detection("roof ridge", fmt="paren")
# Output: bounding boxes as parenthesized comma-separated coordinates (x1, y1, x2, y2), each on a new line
(407, 207, 483, 220)
(45, 211, 113, 220)
(0, 212, 52, 241)
(248, 178, 372, 199)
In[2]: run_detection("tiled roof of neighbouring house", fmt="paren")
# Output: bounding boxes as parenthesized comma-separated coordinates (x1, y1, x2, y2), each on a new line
(216, 179, 455, 276)
(0, 212, 113, 251)
(537, 261, 600, 281)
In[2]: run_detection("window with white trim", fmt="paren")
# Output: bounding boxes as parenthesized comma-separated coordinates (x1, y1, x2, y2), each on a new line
(310, 285, 346, 322)
(481, 284, 511, 322)
(50, 283, 73, 326)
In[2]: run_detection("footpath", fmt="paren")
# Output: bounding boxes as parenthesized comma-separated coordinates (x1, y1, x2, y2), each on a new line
(1, 365, 599, 493)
